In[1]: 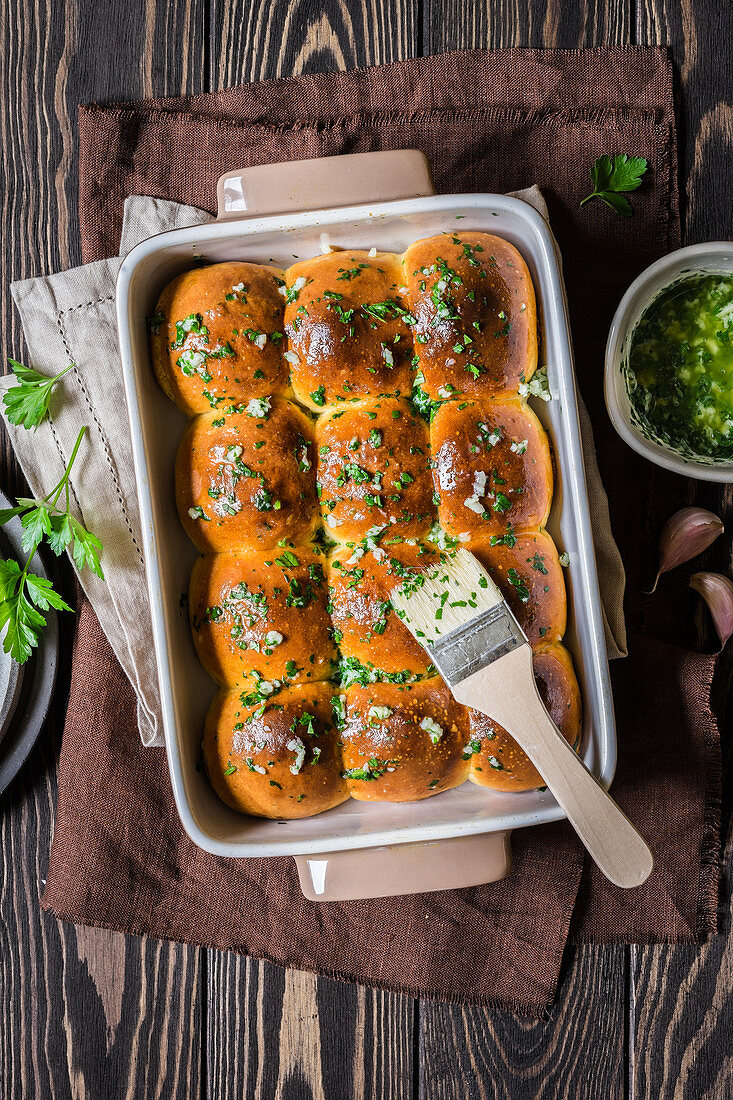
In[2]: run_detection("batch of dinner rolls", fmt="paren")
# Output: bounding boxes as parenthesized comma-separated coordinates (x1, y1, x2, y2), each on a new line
(150, 232, 581, 820)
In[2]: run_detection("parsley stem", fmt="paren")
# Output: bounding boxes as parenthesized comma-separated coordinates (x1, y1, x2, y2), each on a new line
(43, 426, 88, 508)
(11, 544, 38, 612)
(53, 362, 76, 383)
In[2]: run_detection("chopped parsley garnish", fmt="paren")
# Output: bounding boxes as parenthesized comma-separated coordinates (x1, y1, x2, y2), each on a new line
(507, 568, 530, 602)
(342, 757, 397, 781)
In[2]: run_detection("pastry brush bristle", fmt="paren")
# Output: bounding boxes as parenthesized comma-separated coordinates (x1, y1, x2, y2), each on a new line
(390, 548, 503, 646)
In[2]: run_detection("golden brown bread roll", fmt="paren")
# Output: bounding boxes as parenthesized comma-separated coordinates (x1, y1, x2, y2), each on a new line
(190, 547, 336, 686)
(467, 643, 581, 791)
(150, 261, 289, 415)
(328, 540, 442, 678)
(470, 529, 566, 646)
(315, 397, 434, 542)
(342, 678, 470, 801)
(175, 399, 318, 552)
(431, 397, 552, 539)
(283, 251, 413, 410)
(403, 231, 537, 400)
(204, 681, 349, 818)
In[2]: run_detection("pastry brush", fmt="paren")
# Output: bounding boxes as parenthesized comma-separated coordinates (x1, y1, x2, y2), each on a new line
(390, 548, 653, 889)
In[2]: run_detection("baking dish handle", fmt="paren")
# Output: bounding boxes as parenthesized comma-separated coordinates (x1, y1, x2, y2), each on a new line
(294, 830, 512, 902)
(216, 150, 435, 220)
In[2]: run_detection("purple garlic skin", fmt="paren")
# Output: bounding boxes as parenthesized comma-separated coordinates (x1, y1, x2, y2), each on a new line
(650, 507, 724, 593)
(690, 572, 733, 651)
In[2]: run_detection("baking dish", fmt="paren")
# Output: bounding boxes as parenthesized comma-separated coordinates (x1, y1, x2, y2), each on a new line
(116, 150, 616, 900)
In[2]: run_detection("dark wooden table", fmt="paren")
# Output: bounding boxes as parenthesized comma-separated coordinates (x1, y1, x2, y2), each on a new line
(1, 1, 731, 1097)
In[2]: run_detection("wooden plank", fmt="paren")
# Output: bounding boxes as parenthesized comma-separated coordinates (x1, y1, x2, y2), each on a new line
(0, 0, 208, 1095)
(631, 933, 733, 1100)
(206, 5, 420, 1098)
(631, 3, 733, 1094)
(212, 0, 419, 88)
(423, 0, 632, 52)
(637, 0, 733, 246)
(418, 946, 626, 1100)
(206, 953, 415, 1099)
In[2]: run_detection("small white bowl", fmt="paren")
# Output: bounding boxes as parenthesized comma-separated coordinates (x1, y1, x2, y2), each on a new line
(605, 242, 733, 482)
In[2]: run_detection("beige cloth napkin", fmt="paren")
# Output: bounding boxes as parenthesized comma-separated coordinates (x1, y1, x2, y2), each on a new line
(2, 188, 627, 747)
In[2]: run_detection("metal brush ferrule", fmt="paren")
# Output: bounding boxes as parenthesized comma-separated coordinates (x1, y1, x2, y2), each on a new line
(426, 603, 527, 686)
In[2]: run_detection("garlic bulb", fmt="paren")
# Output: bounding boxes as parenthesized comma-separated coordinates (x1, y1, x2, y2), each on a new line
(650, 507, 724, 592)
(690, 572, 733, 650)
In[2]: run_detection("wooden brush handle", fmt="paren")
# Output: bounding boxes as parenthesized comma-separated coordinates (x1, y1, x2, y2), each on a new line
(452, 645, 653, 889)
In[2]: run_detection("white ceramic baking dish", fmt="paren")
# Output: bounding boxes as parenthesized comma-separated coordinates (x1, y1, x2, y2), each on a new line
(116, 150, 616, 900)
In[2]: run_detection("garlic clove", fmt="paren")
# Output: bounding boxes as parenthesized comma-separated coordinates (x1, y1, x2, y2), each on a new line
(650, 507, 724, 593)
(690, 572, 733, 650)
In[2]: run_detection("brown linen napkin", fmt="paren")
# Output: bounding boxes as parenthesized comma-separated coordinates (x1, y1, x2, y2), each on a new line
(40, 47, 721, 1014)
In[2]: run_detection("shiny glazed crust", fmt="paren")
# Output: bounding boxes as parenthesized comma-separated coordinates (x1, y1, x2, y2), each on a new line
(151, 261, 289, 415)
(190, 547, 336, 686)
(204, 681, 349, 818)
(175, 400, 318, 552)
(431, 397, 553, 539)
(315, 397, 434, 541)
(327, 541, 441, 677)
(470, 529, 566, 646)
(152, 232, 581, 816)
(403, 232, 537, 400)
(342, 678, 470, 801)
(284, 251, 413, 410)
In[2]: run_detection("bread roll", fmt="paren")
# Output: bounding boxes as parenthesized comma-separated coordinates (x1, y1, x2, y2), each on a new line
(175, 399, 318, 552)
(431, 397, 552, 539)
(342, 678, 470, 801)
(284, 251, 413, 410)
(151, 261, 289, 415)
(204, 681, 349, 818)
(467, 644, 582, 791)
(327, 540, 441, 677)
(470, 529, 566, 646)
(403, 231, 537, 400)
(190, 546, 336, 686)
(316, 397, 434, 542)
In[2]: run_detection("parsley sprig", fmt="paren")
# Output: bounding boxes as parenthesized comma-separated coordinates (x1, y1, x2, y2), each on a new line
(3, 359, 75, 430)
(0, 426, 103, 662)
(580, 154, 648, 217)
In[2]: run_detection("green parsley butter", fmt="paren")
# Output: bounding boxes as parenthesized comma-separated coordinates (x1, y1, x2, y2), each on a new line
(625, 272, 733, 461)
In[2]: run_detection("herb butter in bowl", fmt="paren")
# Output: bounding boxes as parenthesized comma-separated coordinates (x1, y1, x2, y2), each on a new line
(605, 242, 733, 481)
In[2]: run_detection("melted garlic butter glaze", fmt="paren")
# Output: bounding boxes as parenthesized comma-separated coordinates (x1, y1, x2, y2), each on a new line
(626, 272, 733, 461)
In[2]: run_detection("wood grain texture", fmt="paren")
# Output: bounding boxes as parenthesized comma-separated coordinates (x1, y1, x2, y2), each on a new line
(419, 947, 626, 1100)
(423, 0, 633, 52)
(212, 0, 420, 88)
(632, 934, 733, 1100)
(206, 952, 414, 1099)
(0, 0, 207, 1096)
(637, 0, 733, 245)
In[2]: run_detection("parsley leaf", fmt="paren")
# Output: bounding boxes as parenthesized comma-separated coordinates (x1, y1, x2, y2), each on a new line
(3, 359, 75, 430)
(0, 558, 71, 663)
(580, 154, 648, 217)
(0, 426, 106, 663)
